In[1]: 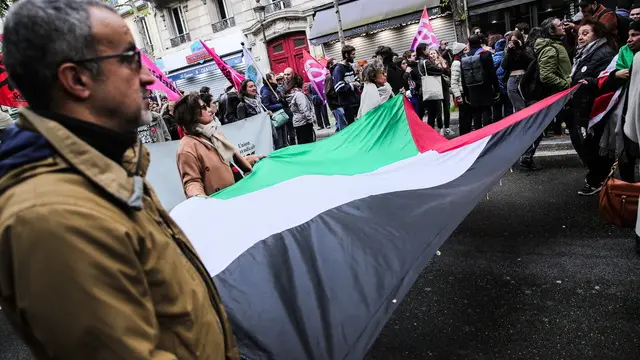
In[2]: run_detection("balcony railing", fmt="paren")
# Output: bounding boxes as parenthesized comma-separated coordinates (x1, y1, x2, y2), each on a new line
(265, 0, 291, 15)
(170, 33, 191, 48)
(211, 17, 236, 33)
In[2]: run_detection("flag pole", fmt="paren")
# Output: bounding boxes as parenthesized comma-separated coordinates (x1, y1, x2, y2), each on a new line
(333, 0, 346, 47)
(241, 42, 282, 101)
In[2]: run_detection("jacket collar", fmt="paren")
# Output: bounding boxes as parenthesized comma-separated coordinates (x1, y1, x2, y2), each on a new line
(19, 108, 147, 210)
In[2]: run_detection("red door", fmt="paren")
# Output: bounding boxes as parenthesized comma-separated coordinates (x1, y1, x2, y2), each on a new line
(267, 32, 310, 82)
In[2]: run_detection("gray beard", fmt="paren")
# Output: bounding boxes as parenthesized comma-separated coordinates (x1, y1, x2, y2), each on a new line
(140, 109, 152, 126)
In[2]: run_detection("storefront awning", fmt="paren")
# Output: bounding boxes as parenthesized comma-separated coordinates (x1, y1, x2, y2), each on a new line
(309, 0, 439, 45)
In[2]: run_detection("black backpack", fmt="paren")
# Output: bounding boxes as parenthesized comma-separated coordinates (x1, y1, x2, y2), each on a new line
(519, 45, 558, 102)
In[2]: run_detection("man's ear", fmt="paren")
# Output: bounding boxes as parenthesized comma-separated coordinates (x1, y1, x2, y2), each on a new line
(57, 63, 93, 100)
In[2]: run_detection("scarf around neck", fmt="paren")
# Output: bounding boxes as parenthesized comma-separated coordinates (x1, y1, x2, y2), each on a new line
(242, 94, 263, 114)
(571, 37, 607, 77)
(194, 122, 237, 165)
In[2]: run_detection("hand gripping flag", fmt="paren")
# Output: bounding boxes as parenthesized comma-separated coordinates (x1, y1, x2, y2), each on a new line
(170, 88, 578, 359)
(410, 7, 439, 51)
(200, 40, 245, 91)
(302, 50, 329, 104)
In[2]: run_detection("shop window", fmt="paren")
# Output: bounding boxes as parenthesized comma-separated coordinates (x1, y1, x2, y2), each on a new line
(538, 0, 572, 23)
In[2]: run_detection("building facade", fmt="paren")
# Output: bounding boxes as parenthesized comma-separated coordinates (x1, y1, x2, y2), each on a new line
(143, 0, 333, 96)
(118, 0, 460, 97)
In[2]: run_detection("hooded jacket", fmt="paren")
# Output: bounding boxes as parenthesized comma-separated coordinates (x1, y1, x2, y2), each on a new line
(535, 38, 572, 93)
(492, 39, 507, 94)
(0, 109, 239, 360)
(286, 89, 316, 127)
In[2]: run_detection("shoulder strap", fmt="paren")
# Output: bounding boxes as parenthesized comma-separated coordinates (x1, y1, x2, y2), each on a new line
(418, 60, 426, 77)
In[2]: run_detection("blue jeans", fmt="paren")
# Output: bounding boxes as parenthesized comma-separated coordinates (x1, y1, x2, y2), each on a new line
(332, 108, 347, 132)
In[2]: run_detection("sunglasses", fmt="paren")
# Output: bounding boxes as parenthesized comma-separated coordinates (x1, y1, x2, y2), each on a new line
(68, 49, 141, 69)
(200, 103, 208, 111)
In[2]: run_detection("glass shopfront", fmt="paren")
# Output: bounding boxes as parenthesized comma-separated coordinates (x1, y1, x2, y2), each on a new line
(468, 0, 574, 37)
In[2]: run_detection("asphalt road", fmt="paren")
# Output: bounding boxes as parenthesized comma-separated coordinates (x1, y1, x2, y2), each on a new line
(2, 155, 639, 360)
(366, 155, 640, 360)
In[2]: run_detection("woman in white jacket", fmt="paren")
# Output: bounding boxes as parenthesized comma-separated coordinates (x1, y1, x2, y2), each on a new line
(285, 73, 317, 144)
(449, 42, 468, 134)
(358, 60, 394, 118)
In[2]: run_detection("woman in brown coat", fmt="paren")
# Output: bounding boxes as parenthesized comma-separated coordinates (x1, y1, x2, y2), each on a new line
(174, 93, 264, 198)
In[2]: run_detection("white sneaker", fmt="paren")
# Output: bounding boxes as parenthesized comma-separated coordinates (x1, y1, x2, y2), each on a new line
(439, 128, 445, 135)
(444, 128, 454, 137)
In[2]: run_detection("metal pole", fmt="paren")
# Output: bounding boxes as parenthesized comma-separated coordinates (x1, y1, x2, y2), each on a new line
(261, 19, 268, 44)
(333, 0, 345, 47)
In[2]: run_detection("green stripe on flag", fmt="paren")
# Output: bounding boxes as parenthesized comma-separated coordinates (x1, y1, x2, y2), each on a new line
(213, 95, 418, 200)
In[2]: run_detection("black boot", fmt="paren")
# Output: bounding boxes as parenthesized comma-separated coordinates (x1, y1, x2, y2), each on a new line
(519, 158, 541, 171)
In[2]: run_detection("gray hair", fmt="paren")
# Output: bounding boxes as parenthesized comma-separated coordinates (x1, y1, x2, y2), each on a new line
(3, 0, 116, 109)
(540, 17, 560, 38)
(362, 59, 385, 84)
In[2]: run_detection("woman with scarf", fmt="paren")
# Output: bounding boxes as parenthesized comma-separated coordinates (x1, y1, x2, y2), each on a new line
(567, 18, 618, 196)
(175, 92, 265, 198)
(237, 80, 264, 120)
(285, 73, 317, 144)
(357, 60, 394, 118)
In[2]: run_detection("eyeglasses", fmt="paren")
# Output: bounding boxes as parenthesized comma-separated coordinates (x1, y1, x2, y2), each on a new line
(69, 49, 141, 69)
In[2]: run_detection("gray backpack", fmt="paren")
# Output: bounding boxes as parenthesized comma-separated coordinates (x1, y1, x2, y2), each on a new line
(461, 49, 486, 87)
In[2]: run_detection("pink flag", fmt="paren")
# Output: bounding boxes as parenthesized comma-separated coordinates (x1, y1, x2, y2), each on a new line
(141, 52, 181, 101)
(302, 51, 329, 104)
(200, 40, 245, 91)
(410, 7, 439, 51)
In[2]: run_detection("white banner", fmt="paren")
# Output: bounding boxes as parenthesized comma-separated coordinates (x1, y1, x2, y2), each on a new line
(146, 112, 273, 211)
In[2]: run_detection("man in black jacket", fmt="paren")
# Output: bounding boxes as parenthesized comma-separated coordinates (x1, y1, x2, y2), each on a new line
(325, 58, 348, 131)
(376, 46, 404, 95)
(460, 35, 500, 134)
(333, 45, 360, 125)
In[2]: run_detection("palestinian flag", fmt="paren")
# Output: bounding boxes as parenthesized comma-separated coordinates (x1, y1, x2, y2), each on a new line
(171, 88, 577, 359)
(589, 55, 620, 129)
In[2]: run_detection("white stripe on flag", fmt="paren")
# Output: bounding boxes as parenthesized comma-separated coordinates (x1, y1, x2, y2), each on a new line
(170, 137, 490, 276)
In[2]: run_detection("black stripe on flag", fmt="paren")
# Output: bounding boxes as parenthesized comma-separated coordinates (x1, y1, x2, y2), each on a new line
(214, 89, 576, 359)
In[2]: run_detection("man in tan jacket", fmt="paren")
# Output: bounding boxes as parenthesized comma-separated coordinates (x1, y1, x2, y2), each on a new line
(0, 1, 238, 359)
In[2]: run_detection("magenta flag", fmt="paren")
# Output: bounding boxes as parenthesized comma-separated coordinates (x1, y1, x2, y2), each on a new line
(302, 51, 329, 104)
(141, 52, 181, 101)
(410, 7, 439, 51)
(200, 40, 245, 91)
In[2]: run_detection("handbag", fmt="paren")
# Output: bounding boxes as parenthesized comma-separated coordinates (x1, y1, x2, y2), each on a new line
(599, 162, 639, 228)
(418, 61, 444, 101)
(271, 109, 290, 128)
